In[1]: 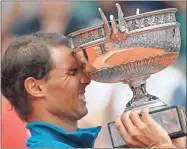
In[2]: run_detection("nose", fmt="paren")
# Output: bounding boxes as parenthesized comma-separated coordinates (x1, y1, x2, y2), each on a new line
(80, 70, 91, 85)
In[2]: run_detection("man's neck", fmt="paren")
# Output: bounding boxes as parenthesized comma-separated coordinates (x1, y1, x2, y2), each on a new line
(28, 111, 78, 132)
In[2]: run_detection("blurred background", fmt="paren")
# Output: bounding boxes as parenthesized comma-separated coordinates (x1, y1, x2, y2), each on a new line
(1, 1, 186, 148)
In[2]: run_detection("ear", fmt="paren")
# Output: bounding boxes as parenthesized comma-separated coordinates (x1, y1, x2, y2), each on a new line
(24, 77, 45, 98)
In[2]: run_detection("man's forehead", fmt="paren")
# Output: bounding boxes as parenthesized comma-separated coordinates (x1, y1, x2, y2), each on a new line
(50, 45, 71, 58)
(50, 46, 77, 67)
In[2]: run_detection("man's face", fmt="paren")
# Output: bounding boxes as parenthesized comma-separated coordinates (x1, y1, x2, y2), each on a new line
(42, 46, 91, 120)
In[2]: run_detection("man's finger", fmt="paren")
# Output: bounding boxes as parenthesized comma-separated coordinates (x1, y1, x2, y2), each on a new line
(129, 109, 145, 128)
(121, 111, 136, 133)
(140, 108, 153, 124)
(115, 115, 128, 140)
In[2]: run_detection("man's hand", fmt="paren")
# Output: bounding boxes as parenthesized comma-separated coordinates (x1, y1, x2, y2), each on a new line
(115, 108, 172, 148)
(172, 137, 186, 148)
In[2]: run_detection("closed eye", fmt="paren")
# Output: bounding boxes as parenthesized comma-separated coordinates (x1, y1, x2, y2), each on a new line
(70, 68, 78, 76)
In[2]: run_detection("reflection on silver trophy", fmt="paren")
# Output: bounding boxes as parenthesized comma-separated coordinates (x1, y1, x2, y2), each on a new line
(68, 3, 186, 148)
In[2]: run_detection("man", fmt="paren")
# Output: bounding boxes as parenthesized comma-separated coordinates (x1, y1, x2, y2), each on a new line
(1, 32, 185, 148)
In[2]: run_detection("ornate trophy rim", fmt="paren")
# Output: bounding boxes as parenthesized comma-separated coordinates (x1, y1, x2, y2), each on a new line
(68, 7, 178, 50)
(69, 8, 177, 36)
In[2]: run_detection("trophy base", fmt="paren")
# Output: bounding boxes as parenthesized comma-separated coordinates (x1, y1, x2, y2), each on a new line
(125, 99, 167, 112)
(108, 106, 187, 148)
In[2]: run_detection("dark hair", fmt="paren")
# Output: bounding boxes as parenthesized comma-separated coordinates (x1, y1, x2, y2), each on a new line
(1, 32, 70, 121)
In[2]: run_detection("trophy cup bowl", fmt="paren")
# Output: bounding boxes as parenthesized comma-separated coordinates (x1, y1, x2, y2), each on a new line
(68, 3, 186, 147)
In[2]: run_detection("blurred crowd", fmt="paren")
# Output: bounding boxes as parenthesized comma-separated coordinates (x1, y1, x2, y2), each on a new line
(1, 1, 186, 148)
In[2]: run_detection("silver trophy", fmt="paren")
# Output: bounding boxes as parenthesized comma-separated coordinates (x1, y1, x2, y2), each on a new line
(68, 3, 186, 147)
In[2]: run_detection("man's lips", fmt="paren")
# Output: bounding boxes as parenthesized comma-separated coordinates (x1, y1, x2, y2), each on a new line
(78, 94, 85, 101)
(78, 89, 86, 101)
(78, 90, 86, 94)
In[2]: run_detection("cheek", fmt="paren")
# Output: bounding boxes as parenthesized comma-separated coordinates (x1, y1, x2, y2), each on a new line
(45, 75, 80, 102)
(44, 76, 69, 99)
(62, 76, 81, 108)
(65, 78, 80, 105)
